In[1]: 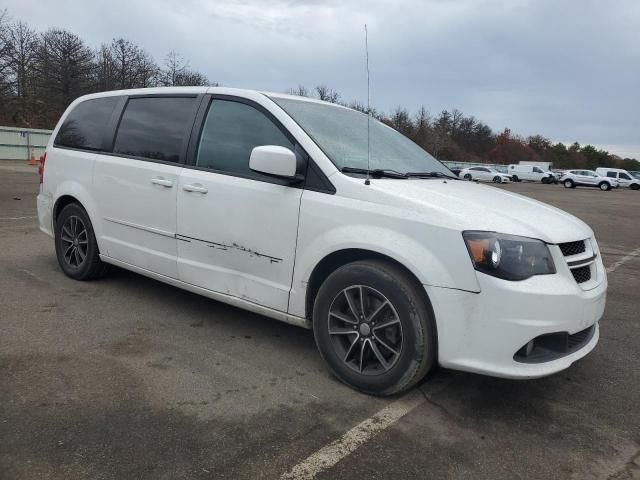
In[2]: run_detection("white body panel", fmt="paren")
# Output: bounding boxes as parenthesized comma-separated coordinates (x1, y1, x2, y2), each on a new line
(459, 167, 511, 183)
(595, 167, 640, 188)
(93, 154, 181, 277)
(176, 168, 302, 312)
(507, 164, 551, 182)
(37, 86, 608, 380)
(560, 170, 617, 189)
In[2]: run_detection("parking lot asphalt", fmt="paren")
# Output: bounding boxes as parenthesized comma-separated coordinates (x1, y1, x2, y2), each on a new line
(1, 162, 639, 480)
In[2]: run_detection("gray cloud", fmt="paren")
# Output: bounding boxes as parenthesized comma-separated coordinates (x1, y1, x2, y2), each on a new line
(7, 0, 639, 157)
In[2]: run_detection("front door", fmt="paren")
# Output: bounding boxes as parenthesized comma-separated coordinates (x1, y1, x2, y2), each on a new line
(176, 97, 303, 312)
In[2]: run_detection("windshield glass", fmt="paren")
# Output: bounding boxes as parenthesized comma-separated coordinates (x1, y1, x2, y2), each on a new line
(271, 97, 452, 176)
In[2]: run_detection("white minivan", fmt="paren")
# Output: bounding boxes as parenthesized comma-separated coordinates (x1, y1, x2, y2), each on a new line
(37, 87, 607, 395)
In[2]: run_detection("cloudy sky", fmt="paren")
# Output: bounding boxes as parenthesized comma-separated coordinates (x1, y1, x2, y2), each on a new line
(8, 0, 640, 158)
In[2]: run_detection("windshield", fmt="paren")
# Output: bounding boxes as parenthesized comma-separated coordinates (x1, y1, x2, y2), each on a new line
(271, 97, 452, 176)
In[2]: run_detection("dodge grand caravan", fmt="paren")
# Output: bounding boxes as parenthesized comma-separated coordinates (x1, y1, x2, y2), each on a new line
(37, 87, 607, 395)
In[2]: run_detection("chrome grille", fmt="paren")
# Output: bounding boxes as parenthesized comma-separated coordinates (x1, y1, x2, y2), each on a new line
(559, 240, 586, 257)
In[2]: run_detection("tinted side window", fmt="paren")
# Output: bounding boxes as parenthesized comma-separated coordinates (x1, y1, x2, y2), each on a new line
(113, 97, 196, 162)
(620, 173, 630, 180)
(606, 172, 616, 178)
(196, 100, 293, 176)
(533, 167, 543, 173)
(55, 97, 119, 150)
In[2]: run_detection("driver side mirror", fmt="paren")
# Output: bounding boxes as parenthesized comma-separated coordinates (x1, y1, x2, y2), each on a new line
(249, 145, 298, 179)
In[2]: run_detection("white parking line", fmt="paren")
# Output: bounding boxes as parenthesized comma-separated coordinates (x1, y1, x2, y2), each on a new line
(606, 247, 640, 273)
(280, 389, 424, 480)
(0, 216, 37, 220)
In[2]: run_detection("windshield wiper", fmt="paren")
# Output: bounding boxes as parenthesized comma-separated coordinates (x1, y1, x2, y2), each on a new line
(341, 167, 408, 179)
(405, 171, 458, 180)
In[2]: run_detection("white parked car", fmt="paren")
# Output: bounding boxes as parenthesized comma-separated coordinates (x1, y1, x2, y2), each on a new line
(594, 168, 640, 190)
(37, 87, 606, 395)
(460, 166, 512, 183)
(559, 170, 618, 190)
(507, 164, 555, 183)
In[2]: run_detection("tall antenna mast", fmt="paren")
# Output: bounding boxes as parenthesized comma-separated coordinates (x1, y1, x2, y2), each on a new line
(364, 24, 371, 186)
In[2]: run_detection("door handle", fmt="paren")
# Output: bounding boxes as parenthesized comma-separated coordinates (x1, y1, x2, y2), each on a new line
(183, 183, 208, 194)
(151, 177, 173, 188)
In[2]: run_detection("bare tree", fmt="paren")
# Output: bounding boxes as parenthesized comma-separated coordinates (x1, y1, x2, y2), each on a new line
(161, 50, 187, 87)
(174, 69, 211, 86)
(135, 49, 159, 87)
(315, 84, 339, 103)
(110, 38, 142, 89)
(0, 9, 13, 95)
(286, 84, 309, 97)
(94, 43, 115, 91)
(36, 29, 95, 108)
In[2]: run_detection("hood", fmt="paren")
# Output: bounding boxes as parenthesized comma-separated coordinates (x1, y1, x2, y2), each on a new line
(369, 179, 593, 244)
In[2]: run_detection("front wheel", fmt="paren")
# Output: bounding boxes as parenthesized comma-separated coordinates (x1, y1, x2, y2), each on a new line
(564, 179, 575, 188)
(493, 176, 502, 183)
(313, 260, 436, 396)
(599, 182, 610, 191)
(631, 184, 640, 191)
(55, 203, 109, 280)
(463, 174, 472, 181)
(511, 175, 519, 182)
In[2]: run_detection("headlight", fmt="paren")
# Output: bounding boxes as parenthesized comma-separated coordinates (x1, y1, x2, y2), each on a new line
(462, 231, 556, 281)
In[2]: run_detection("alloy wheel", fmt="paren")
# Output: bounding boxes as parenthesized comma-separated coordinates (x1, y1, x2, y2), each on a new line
(327, 285, 403, 375)
(60, 215, 88, 268)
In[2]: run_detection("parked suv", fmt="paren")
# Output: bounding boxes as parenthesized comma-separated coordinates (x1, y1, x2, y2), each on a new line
(559, 170, 618, 190)
(594, 168, 640, 190)
(38, 87, 606, 395)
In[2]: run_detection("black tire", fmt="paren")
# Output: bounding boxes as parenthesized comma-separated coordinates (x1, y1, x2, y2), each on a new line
(563, 179, 575, 188)
(631, 184, 640, 191)
(598, 182, 610, 191)
(511, 175, 519, 182)
(55, 203, 109, 280)
(541, 177, 550, 184)
(492, 176, 501, 183)
(313, 260, 436, 396)
(463, 173, 472, 181)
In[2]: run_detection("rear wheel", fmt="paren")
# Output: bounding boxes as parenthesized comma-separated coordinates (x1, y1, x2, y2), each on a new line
(313, 260, 436, 396)
(55, 203, 109, 280)
(599, 182, 610, 191)
(563, 179, 575, 188)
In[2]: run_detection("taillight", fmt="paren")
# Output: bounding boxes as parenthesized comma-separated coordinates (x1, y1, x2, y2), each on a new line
(38, 152, 46, 185)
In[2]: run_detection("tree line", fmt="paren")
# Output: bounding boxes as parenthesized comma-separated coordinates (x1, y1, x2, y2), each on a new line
(0, 9, 212, 129)
(1, 9, 637, 170)
(287, 84, 639, 171)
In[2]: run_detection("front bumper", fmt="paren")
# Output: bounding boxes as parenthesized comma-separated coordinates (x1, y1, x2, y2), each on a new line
(425, 255, 607, 379)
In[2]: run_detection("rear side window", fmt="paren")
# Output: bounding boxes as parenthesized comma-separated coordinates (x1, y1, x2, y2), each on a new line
(54, 97, 119, 150)
(606, 171, 616, 178)
(196, 99, 293, 176)
(113, 97, 196, 162)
